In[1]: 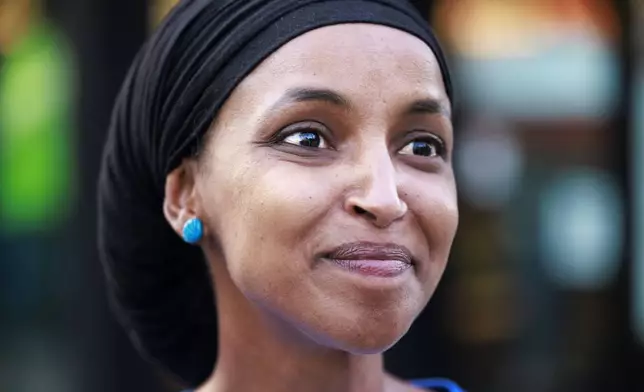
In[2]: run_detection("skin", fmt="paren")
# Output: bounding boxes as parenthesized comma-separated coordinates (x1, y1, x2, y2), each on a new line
(164, 24, 458, 392)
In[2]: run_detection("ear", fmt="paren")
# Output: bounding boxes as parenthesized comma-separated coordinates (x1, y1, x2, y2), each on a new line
(163, 160, 201, 240)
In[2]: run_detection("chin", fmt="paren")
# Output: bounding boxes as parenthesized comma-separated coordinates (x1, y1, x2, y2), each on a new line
(303, 308, 416, 355)
(332, 323, 411, 354)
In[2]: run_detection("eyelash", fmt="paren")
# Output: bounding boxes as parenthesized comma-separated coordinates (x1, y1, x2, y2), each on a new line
(400, 134, 446, 158)
(271, 123, 446, 158)
(268, 122, 332, 149)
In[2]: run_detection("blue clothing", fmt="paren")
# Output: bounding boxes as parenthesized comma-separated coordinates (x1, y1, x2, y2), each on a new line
(412, 378, 464, 391)
(182, 378, 464, 391)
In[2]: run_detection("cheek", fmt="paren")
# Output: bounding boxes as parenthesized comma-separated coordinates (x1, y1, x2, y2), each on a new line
(205, 164, 337, 298)
(409, 177, 459, 274)
(429, 192, 459, 253)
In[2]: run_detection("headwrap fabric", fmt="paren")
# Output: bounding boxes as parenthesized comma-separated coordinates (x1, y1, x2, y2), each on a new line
(98, 0, 453, 386)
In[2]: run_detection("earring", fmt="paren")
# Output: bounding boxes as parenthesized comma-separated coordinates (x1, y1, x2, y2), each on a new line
(182, 217, 204, 244)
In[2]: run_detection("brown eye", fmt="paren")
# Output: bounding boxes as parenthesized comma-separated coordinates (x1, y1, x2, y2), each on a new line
(283, 130, 329, 149)
(399, 138, 444, 157)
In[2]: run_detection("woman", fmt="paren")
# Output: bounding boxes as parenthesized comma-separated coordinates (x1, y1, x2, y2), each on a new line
(98, 0, 461, 391)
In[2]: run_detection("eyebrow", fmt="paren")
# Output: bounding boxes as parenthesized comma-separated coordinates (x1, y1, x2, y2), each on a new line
(269, 87, 352, 112)
(269, 86, 450, 118)
(406, 98, 451, 118)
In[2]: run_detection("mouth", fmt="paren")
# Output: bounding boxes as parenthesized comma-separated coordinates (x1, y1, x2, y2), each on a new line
(321, 241, 414, 278)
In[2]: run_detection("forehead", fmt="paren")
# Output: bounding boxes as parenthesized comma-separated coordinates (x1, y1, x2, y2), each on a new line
(232, 23, 449, 108)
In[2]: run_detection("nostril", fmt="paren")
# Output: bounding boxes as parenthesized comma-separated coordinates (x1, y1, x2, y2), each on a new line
(353, 205, 378, 222)
(353, 205, 367, 215)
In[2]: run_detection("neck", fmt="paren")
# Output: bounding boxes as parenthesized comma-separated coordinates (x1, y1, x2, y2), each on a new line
(198, 259, 390, 392)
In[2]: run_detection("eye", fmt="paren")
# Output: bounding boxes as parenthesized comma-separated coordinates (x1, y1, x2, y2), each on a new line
(399, 137, 445, 158)
(282, 130, 329, 149)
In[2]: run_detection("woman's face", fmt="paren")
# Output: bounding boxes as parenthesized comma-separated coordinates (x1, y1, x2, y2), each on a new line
(193, 24, 458, 353)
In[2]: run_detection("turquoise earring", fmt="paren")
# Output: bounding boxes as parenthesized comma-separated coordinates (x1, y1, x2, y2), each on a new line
(182, 217, 203, 244)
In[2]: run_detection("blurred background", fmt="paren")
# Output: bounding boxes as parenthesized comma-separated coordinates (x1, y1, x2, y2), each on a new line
(0, 0, 641, 391)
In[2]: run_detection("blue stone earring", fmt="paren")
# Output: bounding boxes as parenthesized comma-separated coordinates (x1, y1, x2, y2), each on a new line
(182, 217, 203, 244)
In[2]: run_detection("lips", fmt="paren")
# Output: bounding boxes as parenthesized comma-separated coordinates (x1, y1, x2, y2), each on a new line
(322, 242, 414, 278)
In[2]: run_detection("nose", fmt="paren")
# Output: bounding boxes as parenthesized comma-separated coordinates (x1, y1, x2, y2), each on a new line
(344, 147, 408, 228)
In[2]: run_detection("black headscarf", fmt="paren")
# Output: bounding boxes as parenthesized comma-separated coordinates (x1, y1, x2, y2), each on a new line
(98, 0, 453, 387)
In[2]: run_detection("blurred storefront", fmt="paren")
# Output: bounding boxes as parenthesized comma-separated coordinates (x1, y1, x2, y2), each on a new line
(427, 1, 631, 391)
(633, 0, 644, 356)
(0, 0, 77, 391)
(0, 1, 640, 391)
